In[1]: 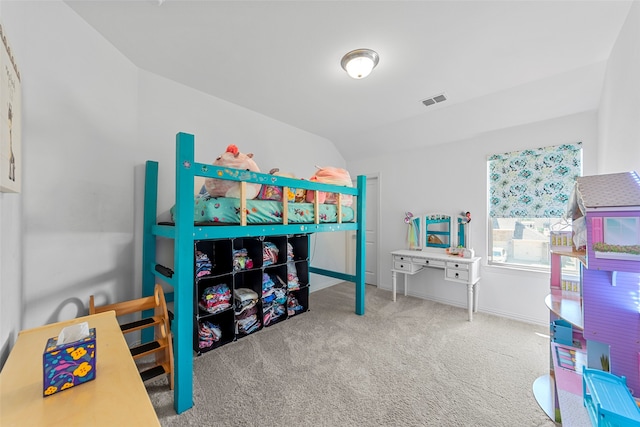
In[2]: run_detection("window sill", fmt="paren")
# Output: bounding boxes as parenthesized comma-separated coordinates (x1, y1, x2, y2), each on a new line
(486, 262, 550, 276)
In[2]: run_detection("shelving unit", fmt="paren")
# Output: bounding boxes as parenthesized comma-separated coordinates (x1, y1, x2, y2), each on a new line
(194, 234, 310, 354)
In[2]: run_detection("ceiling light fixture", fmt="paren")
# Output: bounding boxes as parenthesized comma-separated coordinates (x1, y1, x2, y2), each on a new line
(341, 48, 379, 79)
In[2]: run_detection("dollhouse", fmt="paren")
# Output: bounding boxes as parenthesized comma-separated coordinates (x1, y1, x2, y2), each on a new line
(535, 171, 640, 425)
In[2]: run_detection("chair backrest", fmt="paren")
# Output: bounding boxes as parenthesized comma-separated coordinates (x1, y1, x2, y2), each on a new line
(89, 284, 174, 390)
(89, 285, 165, 316)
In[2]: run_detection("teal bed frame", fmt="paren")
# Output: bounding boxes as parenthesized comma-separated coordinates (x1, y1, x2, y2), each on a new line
(142, 132, 367, 414)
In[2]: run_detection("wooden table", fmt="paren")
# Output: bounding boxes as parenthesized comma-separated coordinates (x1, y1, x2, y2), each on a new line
(0, 311, 160, 426)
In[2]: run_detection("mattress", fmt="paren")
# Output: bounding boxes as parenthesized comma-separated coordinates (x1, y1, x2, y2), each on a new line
(172, 196, 355, 224)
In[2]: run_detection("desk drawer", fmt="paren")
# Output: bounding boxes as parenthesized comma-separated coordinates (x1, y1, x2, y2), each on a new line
(393, 255, 410, 263)
(446, 268, 469, 281)
(413, 258, 445, 268)
(394, 261, 420, 273)
(446, 261, 469, 271)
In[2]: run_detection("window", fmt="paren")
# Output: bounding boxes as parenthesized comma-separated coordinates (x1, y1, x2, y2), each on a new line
(603, 217, 640, 246)
(487, 143, 582, 269)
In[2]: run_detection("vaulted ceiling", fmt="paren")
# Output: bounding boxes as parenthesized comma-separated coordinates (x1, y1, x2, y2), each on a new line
(65, 1, 632, 160)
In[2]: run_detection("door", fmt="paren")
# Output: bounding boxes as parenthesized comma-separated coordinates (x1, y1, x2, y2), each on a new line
(347, 174, 379, 286)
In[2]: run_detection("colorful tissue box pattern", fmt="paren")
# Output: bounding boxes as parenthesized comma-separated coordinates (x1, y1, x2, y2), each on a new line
(43, 328, 96, 396)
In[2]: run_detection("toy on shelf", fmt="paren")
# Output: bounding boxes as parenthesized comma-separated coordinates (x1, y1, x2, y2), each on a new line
(445, 247, 464, 257)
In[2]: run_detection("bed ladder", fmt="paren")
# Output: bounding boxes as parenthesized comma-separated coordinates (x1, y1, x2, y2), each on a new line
(89, 283, 174, 390)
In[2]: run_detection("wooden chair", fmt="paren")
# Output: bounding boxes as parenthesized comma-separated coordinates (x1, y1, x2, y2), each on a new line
(89, 284, 174, 389)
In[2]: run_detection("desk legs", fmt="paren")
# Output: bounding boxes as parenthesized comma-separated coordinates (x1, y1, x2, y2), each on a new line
(392, 269, 479, 322)
(467, 283, 474, 321)
(391, 271, 410, 301)
(391, 271, 397, 302)
(466, 282, 480, 322)
(404, 274, 408, 297)
(473, 282, 479, 314)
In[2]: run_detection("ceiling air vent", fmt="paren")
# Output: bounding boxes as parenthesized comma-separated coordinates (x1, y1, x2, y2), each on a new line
(421, 93, 447, 107)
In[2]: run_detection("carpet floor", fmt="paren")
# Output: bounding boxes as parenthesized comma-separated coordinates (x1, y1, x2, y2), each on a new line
(147, 282, 556, 427)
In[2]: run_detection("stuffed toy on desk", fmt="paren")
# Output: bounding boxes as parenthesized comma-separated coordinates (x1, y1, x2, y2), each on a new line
(204, 144, 262, 199)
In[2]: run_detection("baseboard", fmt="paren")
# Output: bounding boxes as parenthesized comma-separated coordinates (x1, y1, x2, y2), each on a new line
(309, 278, 343, 293)
(404, 292, 548, 327)
(409, 293, 466, 311)
(479, 307, 548, 327)
(0, 331, 15, 371)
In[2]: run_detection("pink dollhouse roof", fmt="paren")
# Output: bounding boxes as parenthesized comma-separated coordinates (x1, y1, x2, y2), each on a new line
(575, 171, 640, 209)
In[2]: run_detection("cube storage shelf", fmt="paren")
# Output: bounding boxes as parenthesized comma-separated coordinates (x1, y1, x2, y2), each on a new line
(193, 234, 310, 355)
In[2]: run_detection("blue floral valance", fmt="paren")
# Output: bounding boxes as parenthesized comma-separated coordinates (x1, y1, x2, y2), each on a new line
(488, 143, 582, 218)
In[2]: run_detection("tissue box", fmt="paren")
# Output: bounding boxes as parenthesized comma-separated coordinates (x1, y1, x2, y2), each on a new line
(43, 328, 96, 396)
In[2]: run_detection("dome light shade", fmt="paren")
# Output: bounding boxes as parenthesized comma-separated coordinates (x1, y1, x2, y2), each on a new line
(341, 48, 379, 79)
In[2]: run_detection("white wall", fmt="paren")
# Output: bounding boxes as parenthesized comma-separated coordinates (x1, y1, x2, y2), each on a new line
(598, 0, 640, 174)
(0, 0, 347, 363)
(348, 111, 598, 325)
(0, 0, 20, 368)
(1, 1, 139, 336)
(133, 71, 348, 294)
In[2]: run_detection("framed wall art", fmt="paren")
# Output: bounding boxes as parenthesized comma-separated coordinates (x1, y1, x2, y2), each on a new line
(0, 23, 21, 193)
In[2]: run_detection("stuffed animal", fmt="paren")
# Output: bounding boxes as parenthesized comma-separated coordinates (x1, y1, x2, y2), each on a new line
(204, 144, 261, 199)
(428, 235, 444, 245)
(305, 166, 353, 206)
(294, 187, 307, 203)
(258, 168, 297, 202)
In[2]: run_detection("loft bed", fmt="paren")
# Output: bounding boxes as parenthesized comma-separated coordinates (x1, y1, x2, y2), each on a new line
(141, 132, 367, 414)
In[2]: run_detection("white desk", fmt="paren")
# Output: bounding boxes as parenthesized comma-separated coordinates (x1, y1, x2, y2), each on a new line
(391, 249, 481, 321)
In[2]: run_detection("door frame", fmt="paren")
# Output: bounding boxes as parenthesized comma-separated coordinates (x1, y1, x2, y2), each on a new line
(347, 172, 381, 287)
